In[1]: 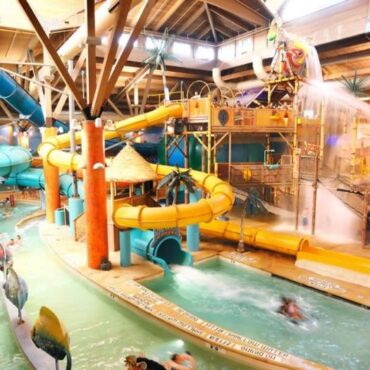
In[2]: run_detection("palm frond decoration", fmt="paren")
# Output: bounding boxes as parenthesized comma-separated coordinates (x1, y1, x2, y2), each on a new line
(340, 71, 369, 97)
(157, 166, 196, 206)
(31, 306, 72, 370)
(3, 267, 28, 325)
(143, 28, 180, 101)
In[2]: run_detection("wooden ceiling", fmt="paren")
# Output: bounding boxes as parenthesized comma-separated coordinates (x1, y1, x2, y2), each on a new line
(0, 1, 369, 123)
(130, 0, 272, 42)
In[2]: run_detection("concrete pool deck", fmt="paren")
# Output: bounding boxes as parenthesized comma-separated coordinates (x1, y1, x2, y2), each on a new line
(38, 221, 370, 369)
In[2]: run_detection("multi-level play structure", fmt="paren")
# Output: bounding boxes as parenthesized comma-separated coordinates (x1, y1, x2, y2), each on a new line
(1, 2, 370, 369)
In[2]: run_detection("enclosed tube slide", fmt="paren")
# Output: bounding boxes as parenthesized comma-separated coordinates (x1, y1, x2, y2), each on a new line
(212, 55, 267, 92)
(199, 220, 308, 256)
(38, 103, 308, 254)
(130, 229, 193, 273)
(0, 70, 67, 131)
(0, 145, 84, 198)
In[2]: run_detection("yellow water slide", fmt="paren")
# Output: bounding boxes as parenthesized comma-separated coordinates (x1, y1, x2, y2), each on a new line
(199, 220, 308, 256)
(39, 103, 307, 254)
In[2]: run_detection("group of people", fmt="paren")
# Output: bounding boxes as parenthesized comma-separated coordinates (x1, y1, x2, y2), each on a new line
(125, 351, 196, 370)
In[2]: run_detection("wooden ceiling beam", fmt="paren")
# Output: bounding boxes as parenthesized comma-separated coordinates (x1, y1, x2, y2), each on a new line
(0, 100, 14, 120)
(215, 26, 233, 39)
(85, 0, 96, 105)
(210, 7, 249, 31)
(53, 51, 86, 118)
(91, 0, 132, 116)
(153, 0, 185, 31)
(198, 25, 211, 40)
(203, 1, 217, 42)
(103, 0, 159, 105)
(17, 0, 86, 112)
(95, 65, 211, 82)
(177, 5, 205, 35)
(324, 67, 370, 81)
(188, 19, 208, 37)
(168, 1, 198, 32)
(202, 0, 267, 26)
(146, 0, 169, 27)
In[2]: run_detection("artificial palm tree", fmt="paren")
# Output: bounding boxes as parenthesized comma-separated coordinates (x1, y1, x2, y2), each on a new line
(143, 28, 178, 101)
(340, 71, 369, 97)
(3, 267, 28, 325)
(31, 306, 72, 370)
(157, 166, 196, 206)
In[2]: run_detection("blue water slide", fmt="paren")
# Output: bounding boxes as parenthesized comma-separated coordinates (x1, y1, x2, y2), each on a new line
(0, 70, 124, 150)
(0, 145, 84, 198)
(0, 70, 68, 131)
(130, 228, 193, 273)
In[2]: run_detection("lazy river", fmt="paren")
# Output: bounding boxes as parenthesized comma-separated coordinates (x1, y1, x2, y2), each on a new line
(0, 204, 246, 370)
(144, 259, 370, 370)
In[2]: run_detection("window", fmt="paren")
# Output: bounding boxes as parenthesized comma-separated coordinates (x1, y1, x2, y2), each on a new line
(172, 41, 192, 57)
(145, 37, 164, 50)
(236, 37, 253, 56)
(101, 34, 138, 47)
(218, 43, 235, 62)
(281, 0, 347, 22)
(195, 46, 215, 61)
(118, 34, 138, 47)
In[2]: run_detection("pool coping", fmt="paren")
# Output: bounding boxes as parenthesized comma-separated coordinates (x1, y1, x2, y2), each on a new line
(39, 222, 331, 370)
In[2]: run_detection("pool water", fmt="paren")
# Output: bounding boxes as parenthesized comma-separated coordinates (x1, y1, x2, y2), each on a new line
(144, 259, 370, 370)
(0, 204, 247, 370)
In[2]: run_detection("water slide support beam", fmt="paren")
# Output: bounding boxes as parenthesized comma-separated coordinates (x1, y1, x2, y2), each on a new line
(186, 191, 201, 251)
(82, 120, 109, 269)
(119, 230, 131, 267)
(43, 128, 60, 222)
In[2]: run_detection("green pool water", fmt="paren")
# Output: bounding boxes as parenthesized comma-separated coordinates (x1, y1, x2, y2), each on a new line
(144, 259, 370, 370)
(0, 204, 246, 370)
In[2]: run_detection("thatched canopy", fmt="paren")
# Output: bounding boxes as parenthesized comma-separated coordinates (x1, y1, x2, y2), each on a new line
(106, 144, 157, 183)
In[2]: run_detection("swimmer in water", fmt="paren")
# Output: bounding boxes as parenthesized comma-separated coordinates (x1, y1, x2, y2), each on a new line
(278, 296, 304, 321)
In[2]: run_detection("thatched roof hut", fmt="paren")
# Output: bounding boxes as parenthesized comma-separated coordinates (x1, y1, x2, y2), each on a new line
(106, 144, 157, 183)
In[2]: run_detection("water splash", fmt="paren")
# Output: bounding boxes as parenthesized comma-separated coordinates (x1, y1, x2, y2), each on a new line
(172, 265, 298, 314)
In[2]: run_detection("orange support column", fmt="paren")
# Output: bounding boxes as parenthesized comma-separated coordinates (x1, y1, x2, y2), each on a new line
(82, 120, 109, 269)
(42, 128, 60, 222)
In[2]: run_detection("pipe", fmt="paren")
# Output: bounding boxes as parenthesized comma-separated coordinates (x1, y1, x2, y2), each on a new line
(212, 68, 264, 91)
(212, 55, 268, 92)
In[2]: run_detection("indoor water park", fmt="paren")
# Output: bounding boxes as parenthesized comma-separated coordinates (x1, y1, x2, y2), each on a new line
(0, 1, 369, 369)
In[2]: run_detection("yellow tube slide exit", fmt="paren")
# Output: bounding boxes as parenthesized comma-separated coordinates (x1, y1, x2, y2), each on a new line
(199, 220, 308, 256)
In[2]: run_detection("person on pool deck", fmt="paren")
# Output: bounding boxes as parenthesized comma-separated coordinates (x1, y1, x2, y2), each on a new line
(278, 296, 304, 321)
